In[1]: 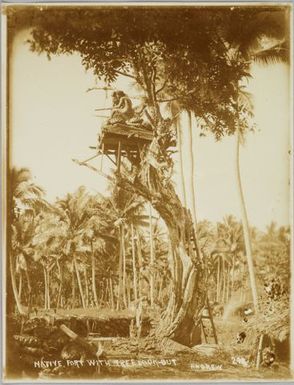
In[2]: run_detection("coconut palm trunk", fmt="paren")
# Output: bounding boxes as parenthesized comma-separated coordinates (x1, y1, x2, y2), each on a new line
(216, 256, 221, 302)
(43, 266, 47, 309)
(72, 264, 76, 308)
(117, 227, 123, 310)
(131, 223, 138, 302)
(149, 204, 155, 307)
(56, 260, 62, 309)
(84, 267, 89, 307)
(176, 114, 188, 206)
(18, 273, 22, 299)
(235, 127, 258, 311)
(46, 269, 51, 309)
(91, 240, 99, 307)
(109, 278, 115, 310)
(73, 257, 86, 309)
(187, 111, 198, 227)
(121, 224, 127, 308)
(9, 254, 25, 314)
(136, 229, 143, 300)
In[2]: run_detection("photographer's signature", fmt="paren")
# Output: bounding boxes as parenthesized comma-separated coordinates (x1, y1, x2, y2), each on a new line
(190, 363, 223, 371)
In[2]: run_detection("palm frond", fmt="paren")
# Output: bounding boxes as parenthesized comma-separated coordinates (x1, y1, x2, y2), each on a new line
(253, 42, 288, 65)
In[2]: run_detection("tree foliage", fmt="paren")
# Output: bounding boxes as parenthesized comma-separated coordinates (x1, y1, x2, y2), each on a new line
(6, 5, 289, 139)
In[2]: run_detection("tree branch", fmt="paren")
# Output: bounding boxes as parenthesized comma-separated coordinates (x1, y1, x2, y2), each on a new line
(156, 79, 168, 95)
(115, 70, 137, 80)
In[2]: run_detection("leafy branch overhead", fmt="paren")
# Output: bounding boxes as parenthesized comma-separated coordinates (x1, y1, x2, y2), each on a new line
(7, 6, 289, 139)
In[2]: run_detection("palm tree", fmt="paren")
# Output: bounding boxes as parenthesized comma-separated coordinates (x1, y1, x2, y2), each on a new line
(7, 167, 51, 314)
(220, 9, 290, 311)
(56, 187, 94, 309)
(32, 211, 67, 309)
(101, 180, 147, 309)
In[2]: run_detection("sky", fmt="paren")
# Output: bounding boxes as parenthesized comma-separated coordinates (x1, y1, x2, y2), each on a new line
(10, 30, 291, 230)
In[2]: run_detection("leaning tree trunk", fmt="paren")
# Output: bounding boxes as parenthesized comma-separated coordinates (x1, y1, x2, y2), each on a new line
(116, 139, 207, 346)
(235, 128, 258, 311)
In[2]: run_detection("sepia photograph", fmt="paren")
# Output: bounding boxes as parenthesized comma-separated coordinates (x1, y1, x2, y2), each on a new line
(1, 3, 293, 381)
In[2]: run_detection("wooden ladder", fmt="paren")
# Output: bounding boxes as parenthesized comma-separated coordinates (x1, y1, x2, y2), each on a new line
(188, 221, 218, 345)
(200, 297, 218, 344)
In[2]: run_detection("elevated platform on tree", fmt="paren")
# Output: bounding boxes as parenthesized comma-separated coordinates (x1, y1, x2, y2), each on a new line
(97, 123, 153, 155)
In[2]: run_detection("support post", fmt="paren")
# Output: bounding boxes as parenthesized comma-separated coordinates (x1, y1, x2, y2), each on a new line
(100, 143, 104, 172)
(117, 141, 122, 173)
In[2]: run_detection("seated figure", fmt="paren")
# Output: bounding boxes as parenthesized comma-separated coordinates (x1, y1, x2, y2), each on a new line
(108, 91, 134, 124)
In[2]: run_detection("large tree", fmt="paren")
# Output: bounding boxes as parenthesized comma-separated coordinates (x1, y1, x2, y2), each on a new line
(6, 5, 289, 346)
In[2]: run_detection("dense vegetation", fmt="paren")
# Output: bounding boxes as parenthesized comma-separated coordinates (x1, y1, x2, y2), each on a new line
(9, 167, 290, 344)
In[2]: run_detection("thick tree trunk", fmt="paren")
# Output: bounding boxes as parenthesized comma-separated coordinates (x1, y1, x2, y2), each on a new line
(117, 161, 206, 346)
(235, 128, 258, 311)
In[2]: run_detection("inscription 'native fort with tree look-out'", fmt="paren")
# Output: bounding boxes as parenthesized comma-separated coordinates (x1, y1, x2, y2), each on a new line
(3, 4, 291, 382)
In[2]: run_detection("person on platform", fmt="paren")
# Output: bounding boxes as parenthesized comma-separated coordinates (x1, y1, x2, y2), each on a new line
(108, 90, 134, 124)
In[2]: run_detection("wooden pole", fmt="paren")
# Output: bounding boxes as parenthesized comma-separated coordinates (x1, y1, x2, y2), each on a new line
(60, 324, 97, 356)
(100, 143, 104, 172)
(256, 334, 264, 369)
(117, 141, 121, 174)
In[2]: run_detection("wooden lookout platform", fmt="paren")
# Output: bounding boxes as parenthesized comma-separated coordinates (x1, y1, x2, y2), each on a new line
(92, 123, 154, 172)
